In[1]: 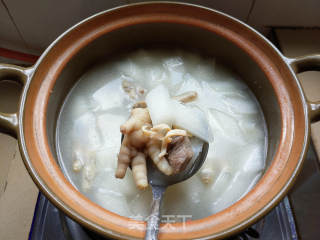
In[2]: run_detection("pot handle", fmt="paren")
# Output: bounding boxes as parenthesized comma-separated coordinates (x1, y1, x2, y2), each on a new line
(288, 54, 320, 122)
(0, 63, 32, 138)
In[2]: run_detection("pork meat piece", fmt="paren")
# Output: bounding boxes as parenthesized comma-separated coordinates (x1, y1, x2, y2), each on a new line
(167, 136, 194, 174)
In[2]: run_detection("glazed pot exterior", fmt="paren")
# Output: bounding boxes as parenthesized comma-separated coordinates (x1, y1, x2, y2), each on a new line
(1, 2, 320, 239)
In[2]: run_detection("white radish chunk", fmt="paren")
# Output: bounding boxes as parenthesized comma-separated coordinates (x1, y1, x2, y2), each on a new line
(145, 84, 173, 126)
(172, 100, 213, 142)
(146, 85, 212, 142)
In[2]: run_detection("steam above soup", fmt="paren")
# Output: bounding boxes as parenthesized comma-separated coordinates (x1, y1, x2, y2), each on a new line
(56, 49, 266, 220)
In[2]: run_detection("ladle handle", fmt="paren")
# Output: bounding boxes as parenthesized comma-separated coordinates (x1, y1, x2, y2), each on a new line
(145, 185, 166, 240)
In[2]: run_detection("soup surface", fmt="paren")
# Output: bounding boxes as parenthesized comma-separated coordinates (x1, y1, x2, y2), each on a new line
(56, 49, 266, 220)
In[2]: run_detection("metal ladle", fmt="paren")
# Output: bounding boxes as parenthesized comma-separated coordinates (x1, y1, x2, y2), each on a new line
(145, 140, 208, 240)
(122, 135, 209, 240)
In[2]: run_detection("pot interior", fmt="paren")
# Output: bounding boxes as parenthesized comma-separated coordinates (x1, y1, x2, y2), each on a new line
(47, 22, 280, 176)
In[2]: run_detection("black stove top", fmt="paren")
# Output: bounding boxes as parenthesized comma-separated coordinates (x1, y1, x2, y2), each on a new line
(28, 192, 298, 240)
(29, 141, 320, 240)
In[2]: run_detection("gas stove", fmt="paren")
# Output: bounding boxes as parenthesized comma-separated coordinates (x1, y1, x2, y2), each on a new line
(29, 140, 320, 239)
(28, 191, 298, 240)
(28, 129, 320, 240)
(31, 141, 320, 240)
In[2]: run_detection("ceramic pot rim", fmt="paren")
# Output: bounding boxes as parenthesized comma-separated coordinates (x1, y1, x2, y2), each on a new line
(18, 2, 309, 239)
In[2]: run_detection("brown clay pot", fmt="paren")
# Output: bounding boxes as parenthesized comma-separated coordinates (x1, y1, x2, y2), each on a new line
(1, 2, 320, 239)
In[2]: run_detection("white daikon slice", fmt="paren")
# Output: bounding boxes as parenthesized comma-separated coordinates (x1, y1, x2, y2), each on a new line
(224, 93, 257, 115)
(143, 65, 168, 90)
(240, 145, 265, 173)
(208, 109, 244, 143)
(163, 57, 185, 89)
(69, 96, 90, 119)
(176, 73, 202, 95)
(115, 59, 138, 77)
(198, 81, 228, 112)
(146, 85, 212, 142)
(145, 84, 173, 126)
(172, 100, 213, 142)
(190, 60, 216, 82)
(96, 113, 126, 148)
(72, 113, 102, 150)
(92, 78, 126, 111)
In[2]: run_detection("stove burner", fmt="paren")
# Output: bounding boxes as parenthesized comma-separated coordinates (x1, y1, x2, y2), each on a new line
(227, 227, 260, 240)
(29, 192, 297, 240)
